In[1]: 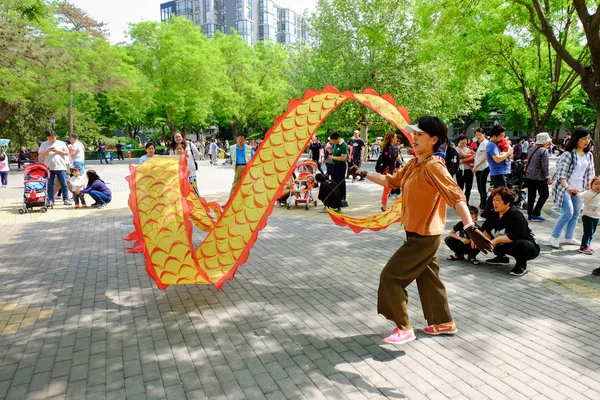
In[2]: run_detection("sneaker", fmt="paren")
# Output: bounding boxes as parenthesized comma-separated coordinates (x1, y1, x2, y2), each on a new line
(510, 264, 528, 276)
(340, 200, 348, 208)
(319, 207, 328, 213)
(63, 200, 72, 206)
(74, 205, 79, 209)
(82, 204, 87, 208)
(423, 321, 457, 335)
(564, 238, 580, 246)
(550, 236, 560, 248)
(97, 204, 107, 209)
(579, 247, 594, 255)
(592, 268, 600, 276)
(486, 256, 510, 265)
(90, 203, 99, 208)
(530, 215, 545, 222)
(383, 327, 416, 344)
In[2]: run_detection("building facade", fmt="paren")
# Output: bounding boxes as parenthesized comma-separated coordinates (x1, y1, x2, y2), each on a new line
(160, 0, 309, 45)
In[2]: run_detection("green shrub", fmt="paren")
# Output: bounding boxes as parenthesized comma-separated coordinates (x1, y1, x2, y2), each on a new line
(85, 146, 166, 160)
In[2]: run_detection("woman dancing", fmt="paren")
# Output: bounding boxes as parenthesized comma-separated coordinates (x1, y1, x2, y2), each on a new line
(356, 116, 492, 344)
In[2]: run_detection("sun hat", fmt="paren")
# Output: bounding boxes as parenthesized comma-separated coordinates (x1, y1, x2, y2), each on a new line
(403, 124, 424, 133)
(536, 132, 552, 145)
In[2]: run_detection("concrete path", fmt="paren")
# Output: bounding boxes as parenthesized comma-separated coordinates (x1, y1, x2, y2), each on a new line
(0, 155, 599, 400)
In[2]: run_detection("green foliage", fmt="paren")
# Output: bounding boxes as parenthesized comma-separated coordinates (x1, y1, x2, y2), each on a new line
(1, 0, 597, 148)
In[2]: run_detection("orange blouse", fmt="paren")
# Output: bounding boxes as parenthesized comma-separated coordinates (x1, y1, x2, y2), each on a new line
(386, 155, 466, 236)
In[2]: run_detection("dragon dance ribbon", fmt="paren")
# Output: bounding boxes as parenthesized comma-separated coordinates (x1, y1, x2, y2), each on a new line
(125, 87, 413, 289)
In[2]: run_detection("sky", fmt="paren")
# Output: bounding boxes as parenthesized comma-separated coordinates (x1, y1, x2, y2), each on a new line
(70, 0, 318, 44)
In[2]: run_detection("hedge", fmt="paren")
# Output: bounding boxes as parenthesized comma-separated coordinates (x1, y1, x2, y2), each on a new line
(85, 146, 167, 160)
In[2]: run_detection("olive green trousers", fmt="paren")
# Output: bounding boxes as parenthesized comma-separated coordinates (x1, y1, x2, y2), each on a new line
(378, 232, 453, 331)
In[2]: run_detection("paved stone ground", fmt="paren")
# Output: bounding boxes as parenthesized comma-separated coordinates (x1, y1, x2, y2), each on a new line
(0, 155, 599, 400)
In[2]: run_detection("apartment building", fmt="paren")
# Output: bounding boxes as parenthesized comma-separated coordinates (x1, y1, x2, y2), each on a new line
(160, 0, 310, 45)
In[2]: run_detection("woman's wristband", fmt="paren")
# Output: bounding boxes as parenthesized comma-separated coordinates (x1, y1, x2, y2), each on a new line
(464, 222, 475, 230)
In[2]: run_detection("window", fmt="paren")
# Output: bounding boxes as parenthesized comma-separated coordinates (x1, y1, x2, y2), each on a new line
(236, 19, 254, 34)
(247, 7, 252, 19)
(235, 7, 243, 20)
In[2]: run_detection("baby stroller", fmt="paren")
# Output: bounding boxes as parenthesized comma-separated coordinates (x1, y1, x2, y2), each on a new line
(287, 160, 318, 210)
(508, 159, 527, 209)
(19, 163, 50, 214)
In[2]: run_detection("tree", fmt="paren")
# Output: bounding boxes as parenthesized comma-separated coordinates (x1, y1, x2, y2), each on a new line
(513, 0, 600, 170)
(212, 32, 291, 135)
(0, 0, 55, 125)
(293, 0, 488, 145)
(481, 11, 582, 133)
(127, 18, 223, 135)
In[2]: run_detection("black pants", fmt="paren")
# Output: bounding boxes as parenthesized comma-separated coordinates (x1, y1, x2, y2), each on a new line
(475, 168, 490, 209)
(526, 179, 549, 218)
(494, 240, 540, 266)
(311, 158, 324, 174)
(456, 169, 474, 204)
(117, 150, 124, 160)
(326, 163, 333, 178)
(331, 163, 347, 200)
(582, 215, 599, 248)
(444, 236, 479, 258)
(482, 174, 510, 217)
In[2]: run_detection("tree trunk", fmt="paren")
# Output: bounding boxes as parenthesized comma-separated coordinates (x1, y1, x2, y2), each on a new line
(165, 109, 176, 136)
(68, 81, 74, 136)
(0, 102, 16, 125)
(232, 120, 240, 137)
(593, 112, 600, 174)
(359, 112, 369, 162)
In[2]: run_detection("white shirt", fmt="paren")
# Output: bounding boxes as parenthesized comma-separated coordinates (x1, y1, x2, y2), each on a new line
(71, 140, 85, 162)
(168, 142, 201, 175)
(579, 190, 600, 219)
(68, 176, 86, 191)
(474, 139, 489, 171)
(569, 153, 589, 191)
(39, 140, 69, 171)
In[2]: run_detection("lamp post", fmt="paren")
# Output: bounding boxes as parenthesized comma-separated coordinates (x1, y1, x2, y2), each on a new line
(49, 115, 56, 131)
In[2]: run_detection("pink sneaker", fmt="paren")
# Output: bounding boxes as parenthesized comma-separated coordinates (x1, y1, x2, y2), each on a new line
(383, 327, 416, 344)
(579, 246, 594, 255)
(423, 321, 457, 335)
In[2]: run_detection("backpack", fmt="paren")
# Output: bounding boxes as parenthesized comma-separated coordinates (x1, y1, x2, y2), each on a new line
(375, 152, 386, 173)
(445, 146, 460, 176)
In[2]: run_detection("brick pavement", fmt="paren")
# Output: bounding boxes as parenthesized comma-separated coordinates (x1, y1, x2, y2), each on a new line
(0, 155, 599, 400)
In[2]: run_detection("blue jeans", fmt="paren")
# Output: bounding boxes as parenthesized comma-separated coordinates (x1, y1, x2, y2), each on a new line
(99, 150, 106, 163)
(552, 192, 582, 239)
(72, 161, 85, 175)
(48, 170, 68, 203)
(88, 191, 111, 205)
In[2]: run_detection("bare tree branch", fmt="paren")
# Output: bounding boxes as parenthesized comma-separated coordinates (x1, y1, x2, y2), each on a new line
(514, 0, 586, 76)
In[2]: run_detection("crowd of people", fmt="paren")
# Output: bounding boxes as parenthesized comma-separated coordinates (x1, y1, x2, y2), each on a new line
(37, 130, 112, 209)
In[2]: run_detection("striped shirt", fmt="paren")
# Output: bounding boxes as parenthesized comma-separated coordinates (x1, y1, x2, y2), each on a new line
(552, 150, 595, 208)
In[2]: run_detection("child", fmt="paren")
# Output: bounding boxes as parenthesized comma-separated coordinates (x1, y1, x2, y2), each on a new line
(139, 143, 155, 164)
(81, 170, 112, 209)
(175, 143, 186, 155)
(578, 176, 600, 256)
(444, 205, 481, 265)
(0, 153, 9, 187)
(68, 167, 87, 208)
